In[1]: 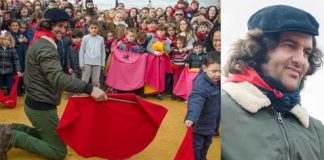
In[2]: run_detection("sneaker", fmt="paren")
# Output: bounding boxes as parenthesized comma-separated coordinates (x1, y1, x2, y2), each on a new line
(0, 124, 13, 160)
(156, 94, 163, 100)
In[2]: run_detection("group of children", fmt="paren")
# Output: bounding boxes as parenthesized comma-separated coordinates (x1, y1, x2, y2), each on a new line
(0, 0, 220, 159)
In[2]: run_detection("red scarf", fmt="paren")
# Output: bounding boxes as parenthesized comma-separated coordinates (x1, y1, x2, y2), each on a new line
(28, 23, 37, 29)
(30, 30, 56, 46)
(75, 23, 83, 29)
(196, 32, 206, 41)
(105, 39, 114, 45)
(146, 29, 157, 34)
(226, 67, 283, 98)
(72, 42, 81, 52)
(154, 35, 167, 42)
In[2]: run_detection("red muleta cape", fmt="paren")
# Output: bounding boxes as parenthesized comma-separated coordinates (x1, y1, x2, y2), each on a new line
(56, 94, 168, 159)
(173, 67, 199, 100)
(174, 127, 195, 160)
(0, 75, 19, 108)
(105, 45, 147, 91)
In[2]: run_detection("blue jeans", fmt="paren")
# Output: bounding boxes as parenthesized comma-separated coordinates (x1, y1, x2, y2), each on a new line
(0, 74, 13, 94)
(193, 133, 213, 160)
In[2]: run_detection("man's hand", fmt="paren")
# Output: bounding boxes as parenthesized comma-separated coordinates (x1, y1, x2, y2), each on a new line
(91, 87, 108, 102)
(185, 120, 193, 127)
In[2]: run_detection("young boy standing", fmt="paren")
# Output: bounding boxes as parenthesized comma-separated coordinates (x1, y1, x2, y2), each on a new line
(79, 20, 106, 87)
(184, 52, 220, 160)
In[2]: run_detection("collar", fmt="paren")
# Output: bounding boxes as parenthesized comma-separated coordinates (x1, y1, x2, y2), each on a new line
(222, 81, 309, 128)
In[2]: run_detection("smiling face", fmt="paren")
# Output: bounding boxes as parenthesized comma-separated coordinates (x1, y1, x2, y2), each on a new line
(261, 32, 312, 92)
(51, 21, 68, 40)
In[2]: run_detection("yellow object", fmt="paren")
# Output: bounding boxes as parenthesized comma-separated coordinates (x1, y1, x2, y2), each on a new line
(144, 84, 158, 94)
(189, 68, 200, 72)
(152, 41, 165, 54)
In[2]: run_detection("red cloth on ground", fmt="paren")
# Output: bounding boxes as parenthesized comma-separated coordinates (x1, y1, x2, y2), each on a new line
(144, 54, 172, 94)
(226, 67, 283, 98)
(173, 67, 199, 100)
(174, 127, 195, 160)
(57, 94, 168, 160)
(0, 75, 19, 108)
(105, 45, 147, 91)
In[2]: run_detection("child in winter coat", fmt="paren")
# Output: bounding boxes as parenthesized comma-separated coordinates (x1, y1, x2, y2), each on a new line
(186, 40, 207, 69)
(185, 52, 220, 160)
(0, 31, 22, 95)
(66, 29, 83, 98)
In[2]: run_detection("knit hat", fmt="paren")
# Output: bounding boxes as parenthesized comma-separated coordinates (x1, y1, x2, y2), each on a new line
(86, 0, 93, 3)
(44, 8, 70, 22)
(248, 5, 319, 36)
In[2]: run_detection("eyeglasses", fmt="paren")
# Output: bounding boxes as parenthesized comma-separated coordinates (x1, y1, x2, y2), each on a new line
(175, 13, 183, 16)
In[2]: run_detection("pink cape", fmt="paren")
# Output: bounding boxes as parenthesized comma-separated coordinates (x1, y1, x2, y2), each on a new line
(174, 127, 195, 160)
(57, 94, 168, 159)
(173, 67, 199, 100)
(105, 45, 147, 91)
(0, 75, 19, 108)
(144, 54, 172, 94)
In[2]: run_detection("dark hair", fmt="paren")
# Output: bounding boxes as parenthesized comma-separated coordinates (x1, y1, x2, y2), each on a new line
(156, 24, 167, 31)
(176, 36, 187, 45)
(145, 17, 157, 24)
(137, 30, 147, 41)
(203, 51, 220, 66)
(193, 40, 203, 47)
(71, 29, 83, 38)
(205, 25, 221, 52)
(126, 28, 137, 34)
(36, 19, 58, 31)
(224, 29, 323, 89)
(141, 7, 149, 12)
(8, 19, 19, 26)
(15, 4, 31, 19)
(89, 19, 99, 26)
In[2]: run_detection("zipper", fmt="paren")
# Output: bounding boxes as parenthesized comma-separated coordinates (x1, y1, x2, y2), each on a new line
(277, 112, 291, 160)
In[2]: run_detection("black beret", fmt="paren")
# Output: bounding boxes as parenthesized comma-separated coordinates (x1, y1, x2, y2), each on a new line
(44, 8, 70, 22)
(248, 5, 319, 36)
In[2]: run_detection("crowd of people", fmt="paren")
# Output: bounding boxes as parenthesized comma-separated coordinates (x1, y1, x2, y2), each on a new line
(0, 0, 220, 99)
(0, 0, 221, 159)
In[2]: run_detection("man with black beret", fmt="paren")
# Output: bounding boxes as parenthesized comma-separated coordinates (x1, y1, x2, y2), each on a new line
(221, 5, 324, 160)
(0, 8, 107, 160)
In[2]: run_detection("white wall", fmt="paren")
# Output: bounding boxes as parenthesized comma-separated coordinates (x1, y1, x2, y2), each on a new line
(222, 0, 324, 123)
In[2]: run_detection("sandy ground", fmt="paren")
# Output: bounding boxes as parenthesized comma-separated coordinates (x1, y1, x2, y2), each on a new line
(0, 94, 220, 160)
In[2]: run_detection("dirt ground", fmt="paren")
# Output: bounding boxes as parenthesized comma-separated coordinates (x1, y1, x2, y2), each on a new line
(0, 94, 220, 160)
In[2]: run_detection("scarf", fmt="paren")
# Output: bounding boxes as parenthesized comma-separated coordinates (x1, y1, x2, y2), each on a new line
(154, 35, 167, 42)
(226, 67, 300, 113)
(146, 29, 157, 34)
(72, 42, 81, 52)
(105, 39, 113, 45)
(30, 29, 56, 45)
(196, 32, 206, 41)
